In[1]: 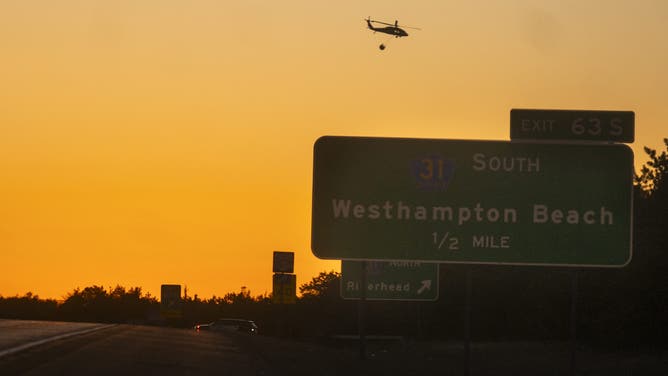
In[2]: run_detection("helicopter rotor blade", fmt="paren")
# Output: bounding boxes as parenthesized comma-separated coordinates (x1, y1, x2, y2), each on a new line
(396, 21, 422, 30)
(368, 19, 422, 30)
(369, 20, 396, 27)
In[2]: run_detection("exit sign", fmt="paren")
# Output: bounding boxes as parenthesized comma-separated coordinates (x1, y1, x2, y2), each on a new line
(510, 109, 634, 143)
(311, 136, 633, 267)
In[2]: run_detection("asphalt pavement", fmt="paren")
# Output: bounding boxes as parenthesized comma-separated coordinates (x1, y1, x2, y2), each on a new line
(1, 320, 667, 375)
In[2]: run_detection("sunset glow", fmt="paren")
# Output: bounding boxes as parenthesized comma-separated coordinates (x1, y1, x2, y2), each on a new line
(1, 1, 666, 299)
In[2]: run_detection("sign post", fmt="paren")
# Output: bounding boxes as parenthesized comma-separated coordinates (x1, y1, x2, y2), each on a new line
(358, 261, 367, 360)
(160, 284, 182, 319)
(312, 136, 633, 267)
(272, 251, 296, 304)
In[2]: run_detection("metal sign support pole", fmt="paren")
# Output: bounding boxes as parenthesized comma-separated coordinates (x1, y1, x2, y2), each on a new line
(570, 270, 579, 376)
(358, 261, 367, 360)
(464, 268, 472, 376)
(416, 302, 423, 339)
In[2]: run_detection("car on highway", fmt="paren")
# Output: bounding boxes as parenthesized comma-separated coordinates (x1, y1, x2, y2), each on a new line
(194, 318, 258, 335)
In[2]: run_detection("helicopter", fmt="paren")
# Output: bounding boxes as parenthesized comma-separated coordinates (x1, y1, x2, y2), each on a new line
(365, 17, 420, 50)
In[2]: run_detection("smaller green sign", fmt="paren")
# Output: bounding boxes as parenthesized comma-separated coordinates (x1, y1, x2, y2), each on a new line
(510, 109, 634, 142)
(341, 261, 439, 301)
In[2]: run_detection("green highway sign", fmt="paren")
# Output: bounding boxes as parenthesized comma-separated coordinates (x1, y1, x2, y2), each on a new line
(510, 109, 635, 142)
(311, 136, 633, 267)
(341, 261, 439, 301)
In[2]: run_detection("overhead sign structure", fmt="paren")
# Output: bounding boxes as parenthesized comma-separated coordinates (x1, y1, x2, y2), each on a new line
(510, 109, 635, 143)
(272, 273, 296, 304)
(273, 251, 295, 273)
(341, 261, 439, 301)
(311, 136, 633, 267)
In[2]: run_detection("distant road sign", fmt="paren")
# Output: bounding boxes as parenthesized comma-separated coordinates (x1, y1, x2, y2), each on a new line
(272, 274, 296, 304)
(341, 261, 439, 301)
(510, 109, 634, 142)
(312, 136, 633, 267)
(273, 251, 294, 273)
(160, 284, 182, 318)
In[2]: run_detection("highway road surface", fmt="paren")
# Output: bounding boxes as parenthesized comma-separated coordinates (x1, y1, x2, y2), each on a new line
(0, 321, 259, 375)
(1, 319, 667, 375)
(0, 319, 109, 355)
(0, 319, 371, 376)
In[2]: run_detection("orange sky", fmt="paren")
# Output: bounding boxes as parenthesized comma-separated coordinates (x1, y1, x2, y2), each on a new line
(1, 1, 667, 300)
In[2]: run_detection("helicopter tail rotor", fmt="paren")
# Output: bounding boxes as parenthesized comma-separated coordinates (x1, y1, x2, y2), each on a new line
(365, 16, 374, 29)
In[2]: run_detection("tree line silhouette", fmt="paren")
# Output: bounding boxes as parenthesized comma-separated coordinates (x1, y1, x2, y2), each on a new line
(1, 139, 666, 347)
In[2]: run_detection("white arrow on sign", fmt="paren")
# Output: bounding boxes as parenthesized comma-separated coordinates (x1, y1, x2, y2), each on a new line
(417, 280, 432, 295)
